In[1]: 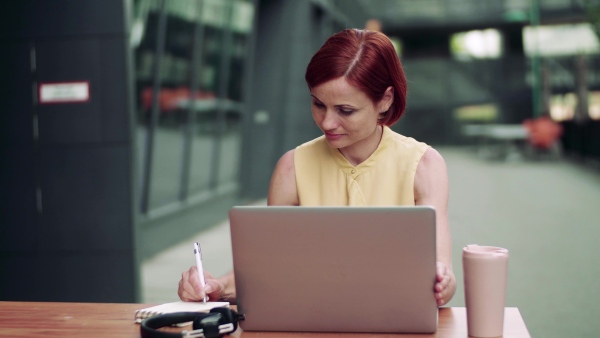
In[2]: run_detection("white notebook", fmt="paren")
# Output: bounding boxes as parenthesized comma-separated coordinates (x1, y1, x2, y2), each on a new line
(134, 301, 230, 323)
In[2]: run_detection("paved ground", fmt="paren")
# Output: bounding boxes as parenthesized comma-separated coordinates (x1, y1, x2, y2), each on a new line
(142, 146, 600, 338)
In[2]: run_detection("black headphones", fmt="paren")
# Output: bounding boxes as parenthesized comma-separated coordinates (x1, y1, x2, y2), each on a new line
(140, 307, 244, 338)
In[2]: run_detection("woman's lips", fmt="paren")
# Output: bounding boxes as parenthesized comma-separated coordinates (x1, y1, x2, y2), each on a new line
(325, 132, 343, 140)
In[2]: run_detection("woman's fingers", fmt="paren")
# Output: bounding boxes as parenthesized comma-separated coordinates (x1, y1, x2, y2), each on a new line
(178, 266, 207, 301)
(434, 262, 451, 305)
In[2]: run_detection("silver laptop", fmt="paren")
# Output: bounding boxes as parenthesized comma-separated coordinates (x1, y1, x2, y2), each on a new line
(229, 206, 438, 333)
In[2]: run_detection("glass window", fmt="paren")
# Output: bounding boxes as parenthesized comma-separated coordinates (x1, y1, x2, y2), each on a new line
(133, 0, 163, 213)
(589, 91, 600, 120)
(523, 23, 600, 57)
(133, 0, 255, 211)
(549, 93, 577, 121)
(450, 29, 503, 60)
(147, 1, 199, 209)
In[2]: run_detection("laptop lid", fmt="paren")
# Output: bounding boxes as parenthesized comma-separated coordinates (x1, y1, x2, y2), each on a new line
(229, 206, 438, 333)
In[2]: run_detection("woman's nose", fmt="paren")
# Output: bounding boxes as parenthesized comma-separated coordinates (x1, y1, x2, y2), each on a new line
(320, 111, 338, 130)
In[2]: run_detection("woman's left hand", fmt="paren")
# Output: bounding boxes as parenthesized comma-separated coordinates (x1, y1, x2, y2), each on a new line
(434, 262, 456, 306)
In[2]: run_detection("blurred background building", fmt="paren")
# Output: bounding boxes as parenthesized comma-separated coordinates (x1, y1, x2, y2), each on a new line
(1, 0, 600, 336)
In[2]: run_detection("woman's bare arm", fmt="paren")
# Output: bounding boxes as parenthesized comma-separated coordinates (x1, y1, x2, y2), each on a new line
(414, 147, 456, 306)
(267, 149, 299, 206)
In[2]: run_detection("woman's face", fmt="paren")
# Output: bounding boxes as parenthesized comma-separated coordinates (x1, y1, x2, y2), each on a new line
(310, 77, 391, 150)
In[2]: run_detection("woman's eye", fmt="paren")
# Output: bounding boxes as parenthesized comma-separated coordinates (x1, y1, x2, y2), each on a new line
(312, 101, 325, 109)
(339, 109, 354, 116)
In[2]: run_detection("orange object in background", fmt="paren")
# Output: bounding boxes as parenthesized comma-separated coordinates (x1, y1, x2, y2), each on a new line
(140, 87, 216, 113)
(523, 114, 563, 150)
(365, 19, 382, 32)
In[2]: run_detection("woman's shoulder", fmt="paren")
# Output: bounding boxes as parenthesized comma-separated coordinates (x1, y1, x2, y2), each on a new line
(296, 134, 327, 150)
(268, 149, 299, 206)
(415, 147, 447, 190)
(295, 134, 329, 159)
(414, 146, 448, 204)
(419, 147, 446, 167)
(386, 128, 429, 149)
(384, 128, 430, 161)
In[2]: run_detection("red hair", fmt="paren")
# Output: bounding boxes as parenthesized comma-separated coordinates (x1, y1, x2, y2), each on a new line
(304, 29, 407, 126)
(305, 29, 407, 126)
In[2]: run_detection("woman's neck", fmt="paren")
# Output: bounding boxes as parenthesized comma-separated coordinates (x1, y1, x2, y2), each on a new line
(339, 125, 384, 166)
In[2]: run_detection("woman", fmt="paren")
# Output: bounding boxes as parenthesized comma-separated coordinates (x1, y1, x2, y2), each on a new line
(179, 29, 456, 306)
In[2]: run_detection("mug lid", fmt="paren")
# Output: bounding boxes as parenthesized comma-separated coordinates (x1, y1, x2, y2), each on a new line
(463, 244, 508, 257)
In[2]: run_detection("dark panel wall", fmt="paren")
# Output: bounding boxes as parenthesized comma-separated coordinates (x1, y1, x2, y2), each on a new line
(240, 0, 295, 199)
(240, 0, 365, 200)
(0, 0, 137, 302)
(282, 3, 326, 152)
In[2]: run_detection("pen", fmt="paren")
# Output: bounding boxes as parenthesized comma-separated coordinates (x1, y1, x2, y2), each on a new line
(193, 242, 208, 303)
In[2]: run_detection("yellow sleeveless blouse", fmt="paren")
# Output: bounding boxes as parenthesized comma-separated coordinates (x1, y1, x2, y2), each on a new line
(294, 126, 429, 206)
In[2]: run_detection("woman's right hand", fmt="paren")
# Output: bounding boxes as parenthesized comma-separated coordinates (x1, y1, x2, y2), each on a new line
(178, 266, 235, 303)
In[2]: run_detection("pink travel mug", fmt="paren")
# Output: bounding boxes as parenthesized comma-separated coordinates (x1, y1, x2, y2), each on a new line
(462, 245, 509, 337)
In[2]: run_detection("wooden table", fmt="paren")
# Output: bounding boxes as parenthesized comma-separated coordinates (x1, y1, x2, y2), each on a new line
(0, 302, 530, 337)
